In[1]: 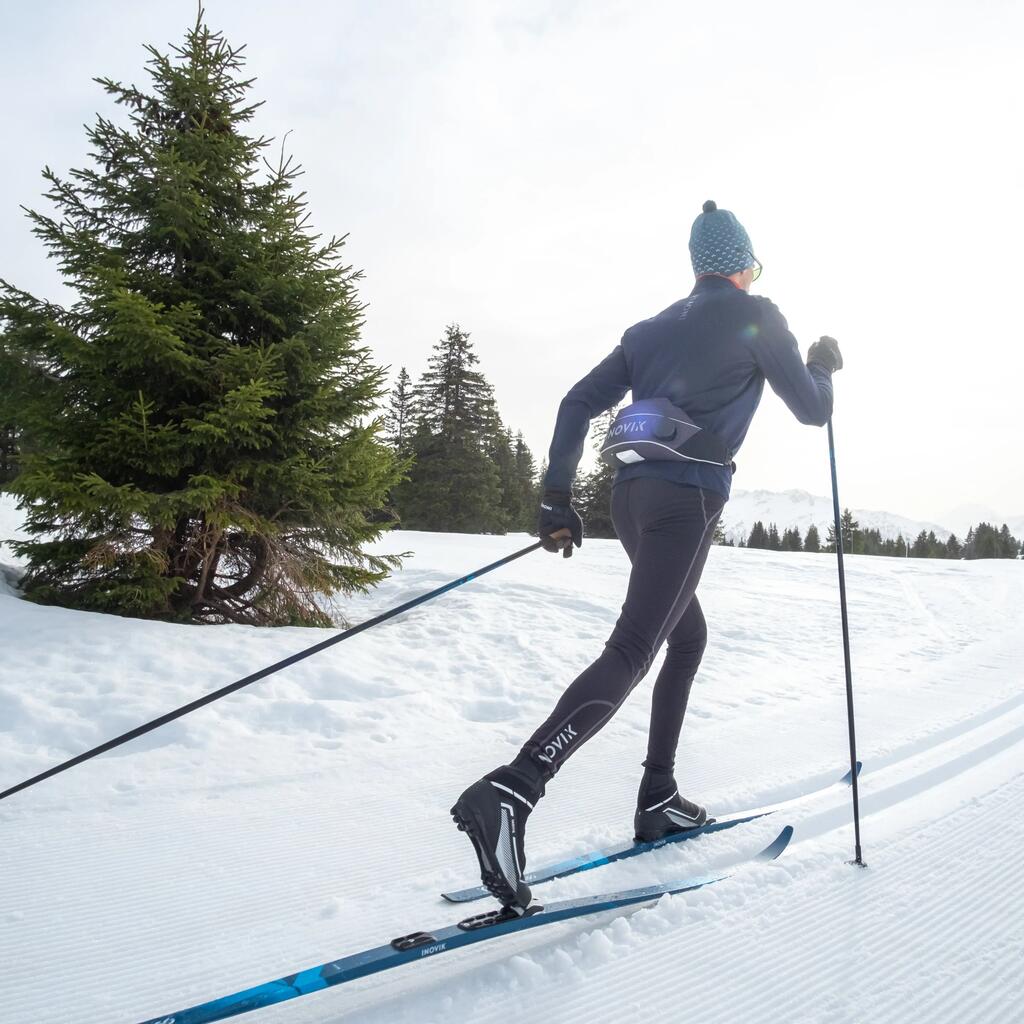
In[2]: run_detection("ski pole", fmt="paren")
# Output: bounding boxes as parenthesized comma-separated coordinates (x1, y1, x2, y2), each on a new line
(827, 417, 866, 867)
(0, 540, 544, 803)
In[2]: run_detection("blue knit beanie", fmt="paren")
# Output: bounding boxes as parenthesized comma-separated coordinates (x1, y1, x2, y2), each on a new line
(688, 200, 756, 277)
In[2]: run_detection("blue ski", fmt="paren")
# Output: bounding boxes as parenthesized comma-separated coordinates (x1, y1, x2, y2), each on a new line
(442, 762, 860, 903)
(442, 809, 770, 903)
(136, 827, 792, 1024)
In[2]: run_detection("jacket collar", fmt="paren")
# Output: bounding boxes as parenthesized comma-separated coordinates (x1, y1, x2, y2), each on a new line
(691, 274, 742, 294)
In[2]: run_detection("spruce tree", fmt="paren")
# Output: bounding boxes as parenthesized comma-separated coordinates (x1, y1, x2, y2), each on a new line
(963, 527, 975, 558)
(747, 521, 767, 549)
(575, 407, 617, 539)
(414, 323, 496, 439)
(965, 522, 1001, 559)
(945, 533, 962, 559)
(781, 526, 803, 551)
(0, 424, 17, 483)
(511, 432, 539, 533)
(385, 367, 415, 454)
(841, 508, 860, 553)
(827, 509, 859, 553)
(998, 524, 1020, 559)
(911, 530, 931, 558)
(0, 14, 401, 624)
(396, 324, 503, 533)
(489, 427, 519, 534)
(804, 523, 821, 553)
(767, 523, 782, 551)
(860, 528, 883, 556)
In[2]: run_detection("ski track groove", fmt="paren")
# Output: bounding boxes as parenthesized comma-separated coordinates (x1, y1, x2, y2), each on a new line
(331, 767, 1023, 1024)
(72, 725, 1024, 1024)
(5, 698, 1024, 1021)
(3, 541, 1022, 1024)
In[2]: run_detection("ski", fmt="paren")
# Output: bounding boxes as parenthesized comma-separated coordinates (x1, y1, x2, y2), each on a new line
(137, 827, 792, 1024)
(443, 809, 768, 903)
(442, 762, 860, 903)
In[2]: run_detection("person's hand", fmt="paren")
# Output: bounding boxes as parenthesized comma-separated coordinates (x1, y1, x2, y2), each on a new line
(538, 491, 583, 558)
(807, 335, 843, 373)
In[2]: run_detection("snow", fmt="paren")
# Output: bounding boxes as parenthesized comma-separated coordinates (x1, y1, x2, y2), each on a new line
(1, 497, 1023, 1024)
(0, 490, 28, 575)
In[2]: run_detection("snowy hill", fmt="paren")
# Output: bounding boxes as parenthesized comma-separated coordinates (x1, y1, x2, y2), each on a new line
(722, 488, 953, 545)
(2, 524, 1023, 1023)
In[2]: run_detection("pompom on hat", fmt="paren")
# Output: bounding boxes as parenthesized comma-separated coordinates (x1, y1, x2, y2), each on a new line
(688, 199, 756, 277)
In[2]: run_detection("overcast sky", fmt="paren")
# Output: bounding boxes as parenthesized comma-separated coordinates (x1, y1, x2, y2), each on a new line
(2, 0, 1022, 527)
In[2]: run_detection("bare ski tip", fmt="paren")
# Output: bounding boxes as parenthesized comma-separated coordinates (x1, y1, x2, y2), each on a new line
(840, 761, 863, 785)
(757, 825, 793, 862)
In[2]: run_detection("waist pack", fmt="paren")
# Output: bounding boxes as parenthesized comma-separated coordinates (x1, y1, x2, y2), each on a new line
(599, 398, 734, 469)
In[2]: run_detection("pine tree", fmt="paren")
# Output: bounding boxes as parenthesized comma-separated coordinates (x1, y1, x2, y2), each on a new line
(713, 518, 727, 545)
(860, 528, 884, 556)
(0, 424, 17, 484)
(767, 522, 782, 551)
(0, 14, 401, 624)
(781, 526, 803, 551)
(385, 367, 415, 454)
(804, 523, 821, 553)
(945, 533, 962, 559)
(414, 324, 495, 440)
(396, 324, 503, 533)
(489, 427, 521, 534)
(911, 530, 931, 558)
(575, 407, 617, 539)
(826, 509, 859, 553)
(512, 432, 539, 533)
(998, 524, 1020, 559)
(841, 508, 860, 553)
(963, 522, 1007, 559)
(747, 521, 768, 549)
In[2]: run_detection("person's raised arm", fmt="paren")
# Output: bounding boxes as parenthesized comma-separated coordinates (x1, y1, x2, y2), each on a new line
(752, 299, 840, 427)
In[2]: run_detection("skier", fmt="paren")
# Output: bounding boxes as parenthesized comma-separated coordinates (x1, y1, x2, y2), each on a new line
(451, 200, 843, 912)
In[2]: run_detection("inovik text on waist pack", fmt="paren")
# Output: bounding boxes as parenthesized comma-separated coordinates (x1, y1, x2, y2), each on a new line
(599, 398, 734, 469)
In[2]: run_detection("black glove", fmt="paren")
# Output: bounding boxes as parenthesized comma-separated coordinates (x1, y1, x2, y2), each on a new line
(807, 335, 843, 373)
(538, 490, 583, 558)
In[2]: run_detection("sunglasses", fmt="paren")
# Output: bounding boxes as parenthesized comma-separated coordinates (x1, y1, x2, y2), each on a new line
(750, 255, 762, 282)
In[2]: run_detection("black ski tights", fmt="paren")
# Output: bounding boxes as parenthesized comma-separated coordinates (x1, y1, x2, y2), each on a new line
(514, 478, 724, 782)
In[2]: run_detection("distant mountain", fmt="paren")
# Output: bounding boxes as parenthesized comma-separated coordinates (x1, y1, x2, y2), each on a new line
(721, 489, 953, 546)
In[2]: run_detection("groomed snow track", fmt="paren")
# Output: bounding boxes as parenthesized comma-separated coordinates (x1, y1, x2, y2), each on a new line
(1, 523, 1022, 1024)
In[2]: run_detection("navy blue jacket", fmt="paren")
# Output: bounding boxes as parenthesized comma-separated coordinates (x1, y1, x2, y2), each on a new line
(544, 275, 834, 501)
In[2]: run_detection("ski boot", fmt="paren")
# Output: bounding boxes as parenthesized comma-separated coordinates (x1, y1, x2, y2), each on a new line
(634, 769, 710, 842)
(451, 765, 543, 913)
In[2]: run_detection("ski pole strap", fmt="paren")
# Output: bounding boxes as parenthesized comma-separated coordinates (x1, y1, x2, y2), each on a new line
(0, 540, 544, 804)
(599, 398, 734, 470)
